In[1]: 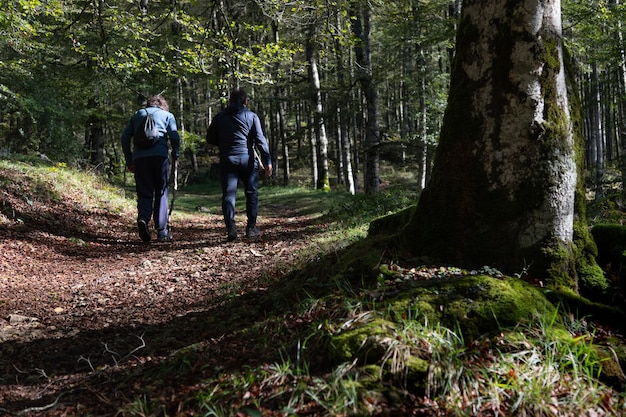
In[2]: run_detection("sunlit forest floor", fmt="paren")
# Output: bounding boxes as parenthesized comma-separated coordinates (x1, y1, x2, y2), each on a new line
(1, 159, 624, 416)
(0, 161, 341, 414)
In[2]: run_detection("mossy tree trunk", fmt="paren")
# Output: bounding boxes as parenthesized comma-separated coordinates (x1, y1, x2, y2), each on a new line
(400, 0, 599, 289)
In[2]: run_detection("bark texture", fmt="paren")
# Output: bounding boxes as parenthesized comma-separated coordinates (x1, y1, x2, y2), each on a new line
(405, 0, 579, 280)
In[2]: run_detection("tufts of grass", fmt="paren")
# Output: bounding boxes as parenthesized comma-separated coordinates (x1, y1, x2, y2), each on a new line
(324, 186, 417, 229)
(119, 394, 168, 417)
(190, 295, 625, 416)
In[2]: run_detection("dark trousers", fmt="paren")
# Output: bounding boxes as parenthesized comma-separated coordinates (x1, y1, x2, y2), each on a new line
(134, 156, 169, 233)
(220, 154, 258, 230)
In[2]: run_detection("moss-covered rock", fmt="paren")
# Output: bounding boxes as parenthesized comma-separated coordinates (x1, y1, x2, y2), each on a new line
(543, 285, 626, 331)
(368, 205, 416, 238)
(570, 221, 608, 300)
(594, 346, 626, 390)
(329, 318, 396, 364)
(328, 276, 560, 394)
(386, 275, 556, 340)
(329, 317, 430, 390)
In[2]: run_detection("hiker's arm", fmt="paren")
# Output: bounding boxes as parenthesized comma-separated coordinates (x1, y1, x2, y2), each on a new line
(206, 114, 220, 147)
(166, 115, 181, 159)
(252, 114, 272, 171)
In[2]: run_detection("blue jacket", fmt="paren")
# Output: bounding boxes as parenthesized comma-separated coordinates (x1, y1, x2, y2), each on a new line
(206, 104, 271, 167)
(121, 105, 181, 164)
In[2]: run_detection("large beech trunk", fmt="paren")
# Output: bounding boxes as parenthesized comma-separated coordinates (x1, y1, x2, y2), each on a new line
(406, 0, 582, 283)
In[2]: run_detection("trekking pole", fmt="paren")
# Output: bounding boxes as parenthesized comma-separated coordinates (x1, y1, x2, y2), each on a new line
(253, 147, 265, 170)
(169, 157, 178, 217)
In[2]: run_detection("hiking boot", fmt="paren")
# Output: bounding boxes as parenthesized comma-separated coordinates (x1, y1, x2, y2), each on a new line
(157, 229, 173, 242)
(227, 226, 238, 242)
(246, 226, 261, 239)
(137, 219, 151, 243)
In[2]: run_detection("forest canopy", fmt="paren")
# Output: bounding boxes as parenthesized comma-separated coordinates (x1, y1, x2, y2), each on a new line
(0, 0, 624, 198)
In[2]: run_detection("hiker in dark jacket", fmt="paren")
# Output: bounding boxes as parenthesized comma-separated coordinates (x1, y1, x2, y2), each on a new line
(206, 88, 273, 242)
(121, 94, 180, 243)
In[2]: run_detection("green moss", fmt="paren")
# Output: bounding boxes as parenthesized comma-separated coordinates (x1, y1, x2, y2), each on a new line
(602, 337, 626, 389)
(542, 38, 561, 72)
(404, 355, 429, 387)
(326, 238, 391, 287)
(358, 364, 383, 386)
(540, 243, 577, 289)
(318, 173, 331, 192)
(443, 276, 553, 339)
(577, 261, 608, 295)
(594, 346, 626, 389)
(573, 222, 604, 290)
(329, 317, 429, 391)
(384, 276, 556, 341)
(329, 318, 396, 364)
(368, 205, 416, 237)
(543, 286, 626, 331)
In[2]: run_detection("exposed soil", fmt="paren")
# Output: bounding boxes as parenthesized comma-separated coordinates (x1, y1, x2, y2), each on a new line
(0, 178, 324, 416)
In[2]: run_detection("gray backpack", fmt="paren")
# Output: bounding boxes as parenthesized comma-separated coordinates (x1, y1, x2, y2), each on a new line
(134, 109, 161, 148)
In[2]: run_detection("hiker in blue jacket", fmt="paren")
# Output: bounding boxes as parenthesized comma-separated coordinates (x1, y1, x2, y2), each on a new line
(121, 94, 181, 243)
(206, 88, 273, 242)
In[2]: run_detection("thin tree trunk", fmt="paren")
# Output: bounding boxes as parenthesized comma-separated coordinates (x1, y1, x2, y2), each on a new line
(589, 63, 604, 200)
(306, 37, 330, 191)
(416, 48, 428, 193)
(352, 91, 361, 192)
(335, 12, 356, 195)
(86, 97, 104, 173)
(177, 76, 184, 148)
(308, 111, 318, 188)
(613, 0, 626, 200)
(351, 2, 380, 194)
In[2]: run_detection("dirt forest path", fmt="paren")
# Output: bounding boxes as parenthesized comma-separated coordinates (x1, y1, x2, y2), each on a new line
(0, 198, 322, 413)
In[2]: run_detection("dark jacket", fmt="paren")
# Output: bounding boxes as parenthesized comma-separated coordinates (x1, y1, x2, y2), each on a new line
(207, 104, 271, 167)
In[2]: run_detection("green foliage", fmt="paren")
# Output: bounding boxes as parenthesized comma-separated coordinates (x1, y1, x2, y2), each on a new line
(563, 0, 626, 64)
(181, 130, 203, 154)
(0, 0, 458, 177)
(588, 189, 626, 224)
(373, 0, 452, 142)
(324, 187, 417, 228)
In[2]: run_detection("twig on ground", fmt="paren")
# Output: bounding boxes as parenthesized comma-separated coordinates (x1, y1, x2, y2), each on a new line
(119, 332, 147, 362)
(78, 355, 96, 372)
(0, 391, 72, 416)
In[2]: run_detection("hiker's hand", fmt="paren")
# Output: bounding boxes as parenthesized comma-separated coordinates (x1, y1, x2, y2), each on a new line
(127, 164, 135, 173)
(265, 164, 273, 177)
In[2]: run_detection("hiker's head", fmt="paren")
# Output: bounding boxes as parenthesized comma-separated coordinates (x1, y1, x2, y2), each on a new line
(229, 88, 248, 107)
(147, 95, 169, 112)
